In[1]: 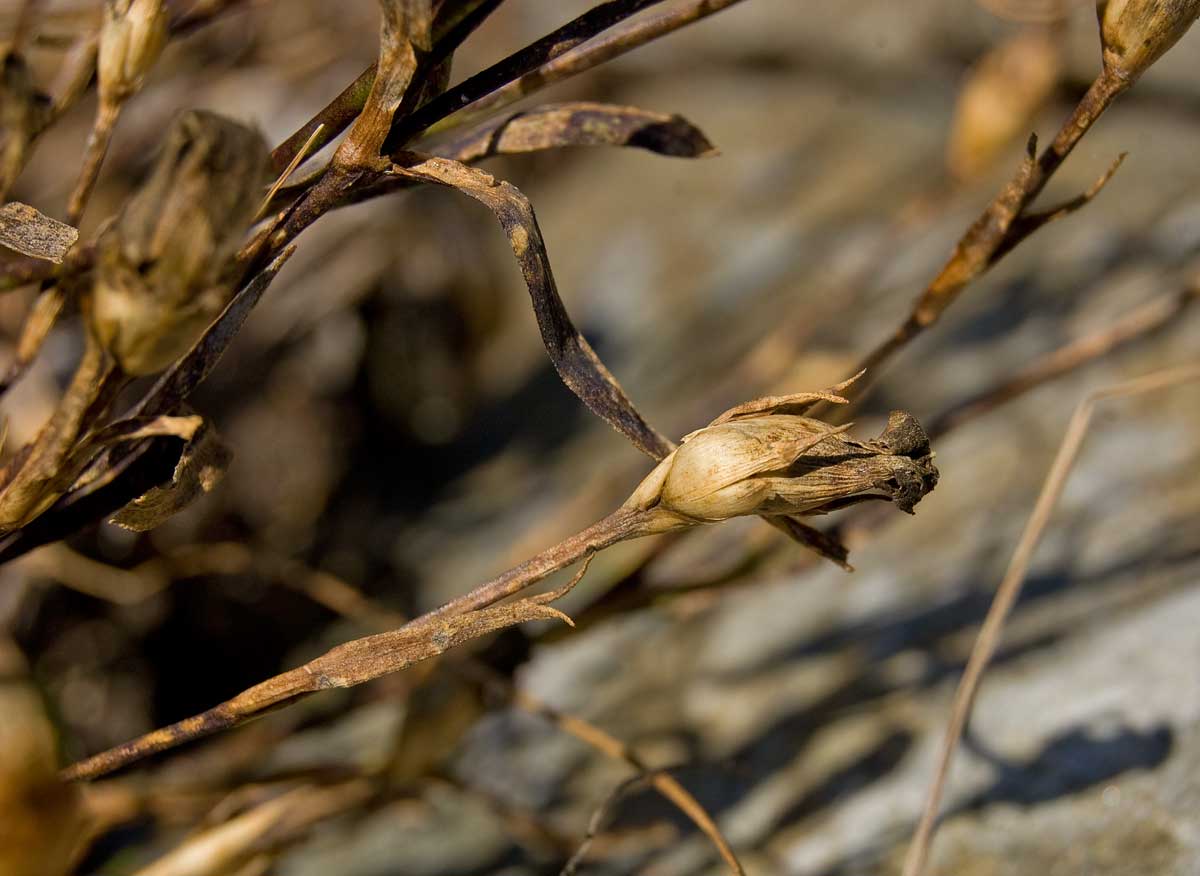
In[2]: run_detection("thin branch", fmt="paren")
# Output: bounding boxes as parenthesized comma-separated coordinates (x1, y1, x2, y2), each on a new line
(60, 547, 607, 781)
(931, 280, 1200, 436)
(901, 360, 1200, 876)
(841, 69, 1129, 403)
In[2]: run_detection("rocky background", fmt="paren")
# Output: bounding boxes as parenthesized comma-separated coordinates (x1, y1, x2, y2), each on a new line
(2, 1, 1199, 873)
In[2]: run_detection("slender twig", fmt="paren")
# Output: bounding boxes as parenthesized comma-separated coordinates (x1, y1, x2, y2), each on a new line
(61, 509, 654, 780)
(839, 68, 1129, 404)
(931, 280, 1200, 436)
(561, 773, 655, 876)
(901, 361, 1200, 876)
(65, 101, 119, 225)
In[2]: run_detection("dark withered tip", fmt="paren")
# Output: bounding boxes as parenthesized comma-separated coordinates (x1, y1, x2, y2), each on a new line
(870, 410, 932, 460)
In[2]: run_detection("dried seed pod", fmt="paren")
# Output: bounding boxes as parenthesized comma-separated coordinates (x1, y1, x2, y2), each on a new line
(0, 52, 52, 199)
(97, 0, 168, 105)
(1097, 0, 1200, 82)
(90, 110, 270, 375)
(947, 30, 1062, 182)
(624, 410, 938, 531)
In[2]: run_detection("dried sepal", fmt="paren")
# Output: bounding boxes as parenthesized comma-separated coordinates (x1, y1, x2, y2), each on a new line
(625, 408, 938, 531)
(1097, 0, 1200, 82)
(90, 110, 270, 375)
(97, 0, 168, 105)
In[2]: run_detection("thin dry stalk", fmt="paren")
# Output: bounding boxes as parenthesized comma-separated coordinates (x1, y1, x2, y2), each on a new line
(560, 773, 654, 876)
(931, 278, 1200, 435)
(467, 664, 745, 876)
(837, 68, 1131, 406)
(901, 360, 1200, 876)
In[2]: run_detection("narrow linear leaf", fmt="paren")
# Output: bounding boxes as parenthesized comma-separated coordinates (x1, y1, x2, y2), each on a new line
(384, 0, 671, 150)
(390, 153, 673, 460)
(430, 101, 716, 162)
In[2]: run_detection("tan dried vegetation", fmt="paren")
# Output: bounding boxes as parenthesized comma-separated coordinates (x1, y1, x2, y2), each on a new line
(0, 0, 1197, 874)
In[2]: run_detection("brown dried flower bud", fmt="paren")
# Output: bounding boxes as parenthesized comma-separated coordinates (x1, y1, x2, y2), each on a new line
(947, 30, 1062, 182)
(624, 410, 938, 532)
(91, 110, 270, 375)
(98, 0, 168, 105)
(1097, 0, 1200, 82)
(0, 51, 52, 199)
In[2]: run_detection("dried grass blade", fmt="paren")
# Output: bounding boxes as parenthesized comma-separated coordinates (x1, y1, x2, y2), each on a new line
(384, 0, 671, 150)
(428, 101, 716, 161)
(902, 361, 1200, 876)
(391, 153, 673, 460)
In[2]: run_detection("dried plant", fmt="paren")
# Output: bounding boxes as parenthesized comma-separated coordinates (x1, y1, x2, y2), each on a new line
(0, 0, 1196, 872)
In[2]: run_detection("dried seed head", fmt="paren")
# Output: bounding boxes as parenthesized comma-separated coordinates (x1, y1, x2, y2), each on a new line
(624, 410, 938, 531)
(97, 0, 168, 105)
(0, 52, 52, 199)
(1097, 0, 1200, 82)
(947, 30, 1062, 182)
(91, 110, 270, 375)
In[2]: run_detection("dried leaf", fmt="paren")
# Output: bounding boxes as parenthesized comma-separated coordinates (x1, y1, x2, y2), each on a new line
(110, 417, 230, 531)
(0, 201, 78, 263)
(390, 153, 673, 459)
(432, 101, 716, 162)
(384, 0, 671, 150)
(765, 515, 852, 571)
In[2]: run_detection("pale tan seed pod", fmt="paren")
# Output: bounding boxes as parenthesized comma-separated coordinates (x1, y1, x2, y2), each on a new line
(946, 30, 1062, 182)
(97, 0, 168, 105)
(1097, 0, 1200, 82)
(624, 410, 938, 531)
(91, 110, 270, 375)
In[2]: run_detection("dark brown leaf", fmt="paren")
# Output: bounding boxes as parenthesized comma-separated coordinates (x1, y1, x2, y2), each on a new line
(390, 153, 673, 460)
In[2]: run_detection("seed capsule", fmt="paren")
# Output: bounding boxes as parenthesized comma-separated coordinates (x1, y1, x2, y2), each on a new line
(624, 410, 938, 531)
(91, 110, 270, 375)
(1097, 0, 1200, 82)
(98, 0, 168, 105)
